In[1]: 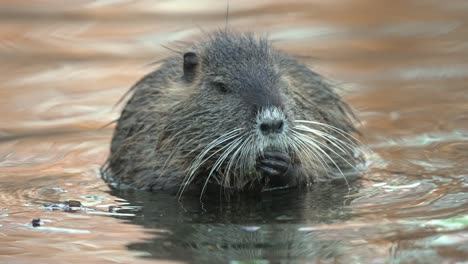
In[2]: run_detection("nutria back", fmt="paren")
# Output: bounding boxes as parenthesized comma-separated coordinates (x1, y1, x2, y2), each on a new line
(103, 31, 362, 197)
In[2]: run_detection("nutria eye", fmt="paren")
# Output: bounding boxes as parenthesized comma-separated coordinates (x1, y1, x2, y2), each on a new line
(183, 52, 198, 82)
(213, 82, 229, 94)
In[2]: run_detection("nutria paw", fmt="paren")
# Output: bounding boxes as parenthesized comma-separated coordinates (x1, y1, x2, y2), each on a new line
(256, 151, 296, 188)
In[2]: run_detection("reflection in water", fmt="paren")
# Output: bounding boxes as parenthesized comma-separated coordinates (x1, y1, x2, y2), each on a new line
(111, 184, 356, 263)
(0, 0, 468, 263)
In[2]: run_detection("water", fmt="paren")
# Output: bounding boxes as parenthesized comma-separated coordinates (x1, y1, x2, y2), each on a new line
(1, 1, 467, 263)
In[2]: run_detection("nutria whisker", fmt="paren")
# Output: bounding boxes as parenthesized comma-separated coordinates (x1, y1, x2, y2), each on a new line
(233, 133, 256, 189)
(180, 134, 239, 195)
(291, 133, 330, 174)
(294, 128, 361, 177)
(207, 135, 244, 180)
(290, 132, 334, 182)
(201, 134, 246, 198)
(188, 128, 244, 171)
(295, 120, 364, 150)
(294, 125, 357, 158)
(180, 128, 244, 196)
(241, 134, 261, 190)
(224, 133, 252, 187)
(292, 131, 351, 187)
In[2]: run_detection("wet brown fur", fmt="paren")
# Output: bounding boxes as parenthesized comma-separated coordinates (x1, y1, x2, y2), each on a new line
(103, 31, 361, 195)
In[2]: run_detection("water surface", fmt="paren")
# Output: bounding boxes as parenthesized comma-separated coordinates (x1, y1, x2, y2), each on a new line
(1, 1, 467, 263)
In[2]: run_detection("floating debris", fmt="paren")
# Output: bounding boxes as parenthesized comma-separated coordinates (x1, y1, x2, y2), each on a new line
(32, 218, 41, 227)
(65, 200, 82, 207)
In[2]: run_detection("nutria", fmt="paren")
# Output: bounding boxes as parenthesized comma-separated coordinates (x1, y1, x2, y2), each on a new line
(102, 31, 363, 197)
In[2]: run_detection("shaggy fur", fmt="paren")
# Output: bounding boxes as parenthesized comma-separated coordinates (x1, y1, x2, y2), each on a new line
(103, 31, 362, 196)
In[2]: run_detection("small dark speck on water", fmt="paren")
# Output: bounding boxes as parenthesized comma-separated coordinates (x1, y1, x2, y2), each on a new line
(31, 218, 41, 227)
(65, 200, 82, 208)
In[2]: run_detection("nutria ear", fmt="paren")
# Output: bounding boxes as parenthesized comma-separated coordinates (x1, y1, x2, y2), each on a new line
(183, 52, 198, 82)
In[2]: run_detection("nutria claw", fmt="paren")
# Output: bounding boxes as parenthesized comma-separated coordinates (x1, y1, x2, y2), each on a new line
(256, 151, 294, 188)
(257, 152, 290, 173)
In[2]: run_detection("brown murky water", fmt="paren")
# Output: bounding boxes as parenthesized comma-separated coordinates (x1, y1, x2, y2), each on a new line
(1, 1, 467, 263)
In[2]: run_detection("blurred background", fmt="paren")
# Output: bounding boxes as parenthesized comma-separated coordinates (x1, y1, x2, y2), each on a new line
(0, 1, 467, 263)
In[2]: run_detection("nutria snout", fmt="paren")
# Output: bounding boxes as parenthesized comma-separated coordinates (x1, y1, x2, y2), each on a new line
(102, 30, 364, 197)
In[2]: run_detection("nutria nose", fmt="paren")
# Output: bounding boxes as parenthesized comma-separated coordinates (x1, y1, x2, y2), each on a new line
(260, 119, 284, 135)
